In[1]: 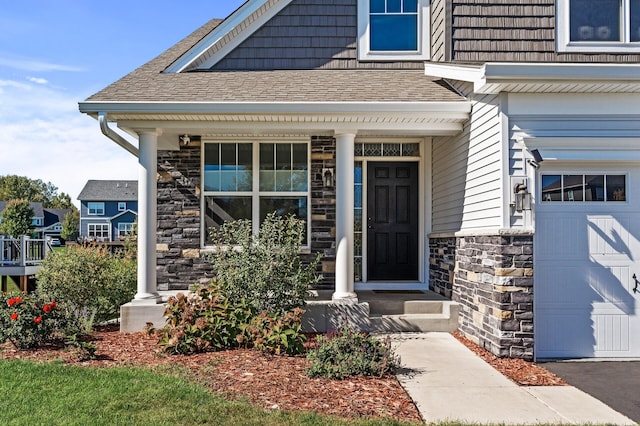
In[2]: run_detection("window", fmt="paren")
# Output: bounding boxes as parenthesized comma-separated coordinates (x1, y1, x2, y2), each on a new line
(118, 202, 127, 212)
(118, 223, 134, 239)
(557, 0, 640, 52)
(541, 174, 627, 202)
(203, 141, 310, 246)
(88, 224, 110, 241)
(358, 0, 430, 60)
(88, 202, 105, 215)
(32, 218, 42, 226)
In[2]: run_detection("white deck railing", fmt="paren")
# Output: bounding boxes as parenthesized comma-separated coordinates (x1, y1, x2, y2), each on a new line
(0, 236, 51, 267)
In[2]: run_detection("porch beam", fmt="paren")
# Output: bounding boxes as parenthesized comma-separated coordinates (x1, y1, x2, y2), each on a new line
(333, 131, 358, 303)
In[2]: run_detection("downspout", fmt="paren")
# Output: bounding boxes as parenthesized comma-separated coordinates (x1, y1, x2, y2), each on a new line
(98, 112, 139, 157)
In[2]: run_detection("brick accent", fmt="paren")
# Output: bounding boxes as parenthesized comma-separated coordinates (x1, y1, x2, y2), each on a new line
(155, 137, 337, 291)
(429, 234, 534, 360)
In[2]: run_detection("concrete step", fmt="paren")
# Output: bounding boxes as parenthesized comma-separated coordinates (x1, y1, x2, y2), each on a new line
(367, 302, 460, 333)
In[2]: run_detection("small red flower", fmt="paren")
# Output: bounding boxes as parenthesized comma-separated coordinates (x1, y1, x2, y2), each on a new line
(7, 297, 16, 307)
(43, 304, 52, 313)
(33, 316, 42, 324)
(10, 312, 18, 321)
(50, 301, 57, 309)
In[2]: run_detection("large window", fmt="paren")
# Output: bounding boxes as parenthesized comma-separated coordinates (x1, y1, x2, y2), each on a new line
(87, 202, 105, 216)
(541, 174, 627, 202)
(557, 0, 640, 52)
(117, 223, 134, 239)
(203, 141, 309, 246)
(358, 0, 430, 60)
(88, 224, 110, 241)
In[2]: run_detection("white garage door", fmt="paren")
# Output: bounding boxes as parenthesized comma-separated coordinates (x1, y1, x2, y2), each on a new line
(535, 169, 640, 359)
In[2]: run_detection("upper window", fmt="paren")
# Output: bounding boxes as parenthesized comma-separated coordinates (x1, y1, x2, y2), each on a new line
(118, 202, 126, 212)
(557, 0, 640, 52)
(202, 141, 310, 246)
(541, 174, 627, 202)
(87, 202, 105, 216)
(358, 0, 430, 60)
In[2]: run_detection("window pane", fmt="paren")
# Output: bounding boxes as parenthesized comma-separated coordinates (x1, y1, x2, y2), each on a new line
(585, 175, 605, 201)
(388, 0, 402, 13)
(606, 175, 626, 201)
(570, 0, 621, 41)
(291, 171, 308, 192)
(563, 175, 584, 201)
(260, 144, 274, 170)
(631, 0, 640, 41)
(276, 144, 291, 171)
(260, 197, 308, 243)
(292, 144, 307, 171)
(204, 196, 252, 243)
(370, 0, 385, 13)
(370, 15, 418, 50)
(541, 175, 562, 201)
(402, 143, 420, 156)
(383, 143, 401, 156)
(404, 0, 418, 13)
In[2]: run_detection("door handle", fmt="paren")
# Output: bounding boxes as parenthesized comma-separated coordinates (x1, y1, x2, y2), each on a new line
(634, 274, 639, 294)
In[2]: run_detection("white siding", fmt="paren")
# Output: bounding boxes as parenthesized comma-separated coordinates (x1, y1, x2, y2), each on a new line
(431, 0, 446, 62)
(432, 92, 503, 232)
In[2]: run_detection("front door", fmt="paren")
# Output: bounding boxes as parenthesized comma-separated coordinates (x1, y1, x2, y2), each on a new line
(367, 162, 419, 280)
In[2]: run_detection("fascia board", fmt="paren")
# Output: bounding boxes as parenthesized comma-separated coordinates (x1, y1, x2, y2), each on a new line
(79, 101, 472, 115)
(165, 0, 293, 73)
(424, 63, 483, 83)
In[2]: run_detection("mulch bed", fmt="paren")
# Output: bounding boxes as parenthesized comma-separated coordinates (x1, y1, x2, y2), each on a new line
(0, 327, 567, 422)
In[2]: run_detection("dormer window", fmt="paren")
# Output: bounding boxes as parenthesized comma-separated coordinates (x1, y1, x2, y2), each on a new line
(557, 0, 640, 52)
(358, 0, 430, 61)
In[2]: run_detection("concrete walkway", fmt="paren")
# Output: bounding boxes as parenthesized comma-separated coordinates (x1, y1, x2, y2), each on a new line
(390, 333, 635, 425)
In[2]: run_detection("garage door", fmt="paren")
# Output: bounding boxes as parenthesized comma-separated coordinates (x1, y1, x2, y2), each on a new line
(535, 170, 640, 358)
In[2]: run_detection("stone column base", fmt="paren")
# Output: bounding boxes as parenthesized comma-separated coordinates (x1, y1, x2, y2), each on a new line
(120, 302, 167, 332)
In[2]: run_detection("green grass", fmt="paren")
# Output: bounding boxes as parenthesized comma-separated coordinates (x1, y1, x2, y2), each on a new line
(2, 276, 19, 292)
(0, 360, 418, 426)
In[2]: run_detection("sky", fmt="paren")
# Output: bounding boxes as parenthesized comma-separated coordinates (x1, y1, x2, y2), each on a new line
(0, 1, 246, 206)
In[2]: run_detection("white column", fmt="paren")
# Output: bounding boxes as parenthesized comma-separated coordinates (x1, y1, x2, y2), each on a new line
(333, 132, 358, 302)
(133, 130, 161, 303)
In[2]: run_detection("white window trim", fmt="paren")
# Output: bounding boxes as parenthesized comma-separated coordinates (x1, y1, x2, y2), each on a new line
(118, 223, 134, 238)
(88, 223, 110, 241)
(539, 172, 629, 203)
(118, 202, 126, 212)
(201, 140, 312, 249)
(87, 202, 105, 216)
(557, 0, 640, 53)
(357, 0, 431, 61)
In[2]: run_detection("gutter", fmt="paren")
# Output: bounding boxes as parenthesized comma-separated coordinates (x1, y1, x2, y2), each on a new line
(98, 112, 139, 157)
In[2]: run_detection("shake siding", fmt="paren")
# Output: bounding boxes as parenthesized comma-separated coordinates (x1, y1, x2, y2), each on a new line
(450, 0, 640, 63)
(212, 0, 423, 70)
(432, 93, 503, 232)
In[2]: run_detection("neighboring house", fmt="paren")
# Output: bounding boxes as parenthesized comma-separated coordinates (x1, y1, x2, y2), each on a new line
(80, 1, 640, 360)
(0, 201, 69, 240)
(77, 180, 138, 242)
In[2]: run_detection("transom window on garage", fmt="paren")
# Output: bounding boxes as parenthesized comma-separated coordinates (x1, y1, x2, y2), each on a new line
(541, 174, 627, 202)
(202, 141, 309, 246)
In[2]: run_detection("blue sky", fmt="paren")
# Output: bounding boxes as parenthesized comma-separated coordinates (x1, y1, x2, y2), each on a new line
(0, 1, 246, 205)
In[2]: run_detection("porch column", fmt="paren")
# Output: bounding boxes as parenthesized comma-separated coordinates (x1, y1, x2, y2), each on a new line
(133, 130, 161, 303)
(333, 132, 358, 302)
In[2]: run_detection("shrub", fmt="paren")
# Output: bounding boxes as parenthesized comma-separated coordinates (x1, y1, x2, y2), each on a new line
(0, 293, 64, 349)
(243, 308, 306, 355)
(156, 283, 253, 355)
(206, 213, 321, 317)
(36, 245, 136, 331)
(306, 325, 400, 379)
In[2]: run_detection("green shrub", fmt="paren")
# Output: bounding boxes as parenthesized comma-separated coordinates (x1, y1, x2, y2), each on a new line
(36, 245, 136, 330)
(0, 293, 65, 349)
(157, 283, 253, 354)
(243, 308, 306, 355)
(306, 325, 400, 379)
(206, 213, 321, 317)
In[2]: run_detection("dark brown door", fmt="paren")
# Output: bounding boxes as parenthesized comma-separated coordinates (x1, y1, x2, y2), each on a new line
(367, 162, 419, 280)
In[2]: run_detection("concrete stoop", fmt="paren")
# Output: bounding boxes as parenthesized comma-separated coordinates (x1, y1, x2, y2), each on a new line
(301, 298, 460, 333)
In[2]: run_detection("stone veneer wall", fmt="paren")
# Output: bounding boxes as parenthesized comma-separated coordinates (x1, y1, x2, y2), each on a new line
(429, 234, 534, 360)
(155, 138, 338, 291)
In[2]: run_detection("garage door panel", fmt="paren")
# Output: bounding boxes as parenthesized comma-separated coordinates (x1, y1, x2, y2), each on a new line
(594, 314, 630, 353)
(537, 214, 586, 261)
(537, 311, 597, 358)
(588, 216, 632, 258)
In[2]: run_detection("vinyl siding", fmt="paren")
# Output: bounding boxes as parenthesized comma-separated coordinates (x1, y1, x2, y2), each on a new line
(450, 0, 640, 63)
(432, 92, 503, 233)
(212, 0, 424, 70)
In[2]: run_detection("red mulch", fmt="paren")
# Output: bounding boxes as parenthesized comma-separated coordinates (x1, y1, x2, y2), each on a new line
(452, 331, 568, 386)
(0, 326, 422, 423)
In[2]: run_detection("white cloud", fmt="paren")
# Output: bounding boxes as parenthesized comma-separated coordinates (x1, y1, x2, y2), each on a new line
(0, 56, 85, 73)
(0, 80, 138, 206)
(27, 77, 48, 85)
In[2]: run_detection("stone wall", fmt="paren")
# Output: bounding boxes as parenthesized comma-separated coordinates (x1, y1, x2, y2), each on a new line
(155, 137, 338, 291)
(430, 234, 534, 360)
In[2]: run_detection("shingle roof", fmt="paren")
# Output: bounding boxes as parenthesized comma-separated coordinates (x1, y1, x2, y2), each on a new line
(77, 180, 138, 201)
(85, 18, 464, 104)
(0, 201, 44, 218)
(44, 209, 71, 227)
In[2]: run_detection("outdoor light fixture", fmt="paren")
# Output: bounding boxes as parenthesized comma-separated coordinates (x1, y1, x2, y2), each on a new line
(322, 168, 334, 187)
(514, 181, 532, 212)
(179, 134, 191, 145)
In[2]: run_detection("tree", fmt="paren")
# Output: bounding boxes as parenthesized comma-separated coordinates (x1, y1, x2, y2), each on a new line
(0, 199, 34, 237)
(0, 175, 73, 209)
(61, 209, 80, 241)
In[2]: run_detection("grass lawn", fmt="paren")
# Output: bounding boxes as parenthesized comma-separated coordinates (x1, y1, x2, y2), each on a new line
(0, 360, 417, 426)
